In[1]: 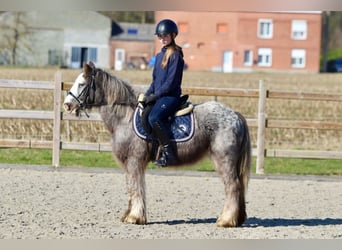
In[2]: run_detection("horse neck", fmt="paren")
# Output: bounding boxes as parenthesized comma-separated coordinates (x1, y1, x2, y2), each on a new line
(99, 72, 137, 128)
(94, 69, 135, 105)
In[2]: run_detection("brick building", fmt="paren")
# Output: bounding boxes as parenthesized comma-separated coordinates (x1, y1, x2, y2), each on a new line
(155, 11, 322, 72)
(109, 22, 155, 70)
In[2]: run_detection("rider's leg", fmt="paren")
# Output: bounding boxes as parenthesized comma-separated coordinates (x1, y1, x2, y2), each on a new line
(152, 121, 178, 166)
(148, 97, 179, 167)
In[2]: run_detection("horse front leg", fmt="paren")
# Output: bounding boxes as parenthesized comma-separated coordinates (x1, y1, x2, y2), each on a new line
(121, 160, 147, 225)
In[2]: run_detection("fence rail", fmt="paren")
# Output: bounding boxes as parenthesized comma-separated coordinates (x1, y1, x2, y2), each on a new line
(1, 72, 342, 173)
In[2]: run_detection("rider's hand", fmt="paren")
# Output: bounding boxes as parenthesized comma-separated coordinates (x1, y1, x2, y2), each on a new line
(143, 94, 158, 104)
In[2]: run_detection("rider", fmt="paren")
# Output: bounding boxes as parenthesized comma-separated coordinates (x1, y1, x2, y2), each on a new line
(143, 19, 185, 167)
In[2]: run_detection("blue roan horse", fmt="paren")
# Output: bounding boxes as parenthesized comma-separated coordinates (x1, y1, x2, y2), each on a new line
(63, 61, 251, 227)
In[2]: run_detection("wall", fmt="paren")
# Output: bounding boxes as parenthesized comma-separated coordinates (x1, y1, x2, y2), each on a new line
(155, 11, 322, 72)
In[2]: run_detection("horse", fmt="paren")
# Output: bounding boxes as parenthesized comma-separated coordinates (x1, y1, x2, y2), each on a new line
(63, 61, 251, 227)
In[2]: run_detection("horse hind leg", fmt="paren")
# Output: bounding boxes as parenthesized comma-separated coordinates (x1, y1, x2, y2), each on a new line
(212, 153, 248, 227)
(216, 171, 247, 227)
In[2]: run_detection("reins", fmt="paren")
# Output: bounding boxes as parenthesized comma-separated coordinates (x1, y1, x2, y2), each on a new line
(111, 101, 137, 110)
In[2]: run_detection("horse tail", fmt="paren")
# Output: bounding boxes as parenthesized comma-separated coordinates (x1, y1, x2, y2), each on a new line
(236, 112, 252, 193)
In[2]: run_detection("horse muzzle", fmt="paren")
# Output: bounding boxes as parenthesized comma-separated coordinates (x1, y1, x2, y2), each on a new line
(63, 102, 80, 114)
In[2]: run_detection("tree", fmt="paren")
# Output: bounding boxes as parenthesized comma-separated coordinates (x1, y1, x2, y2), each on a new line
(0, 12, 32, 65)
(328, 11, 342, 48)
(321, 11, 330, 72)
(320, 11, 342, 71)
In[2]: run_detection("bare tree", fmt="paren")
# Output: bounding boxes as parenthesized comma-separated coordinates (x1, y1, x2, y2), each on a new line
(0, 12, 32, 65)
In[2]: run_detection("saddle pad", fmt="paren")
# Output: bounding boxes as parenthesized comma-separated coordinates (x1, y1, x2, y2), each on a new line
(132, 106, 195, 142)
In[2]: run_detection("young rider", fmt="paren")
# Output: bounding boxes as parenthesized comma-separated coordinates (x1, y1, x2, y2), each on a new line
(143, 19, 185, 167)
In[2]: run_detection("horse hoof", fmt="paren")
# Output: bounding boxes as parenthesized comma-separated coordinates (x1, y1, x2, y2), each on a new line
(216, 216, 238, 228)
(123, 215, 147, 225)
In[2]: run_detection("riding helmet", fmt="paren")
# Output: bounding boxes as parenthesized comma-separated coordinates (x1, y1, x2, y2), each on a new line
(155, 19, 178, 36)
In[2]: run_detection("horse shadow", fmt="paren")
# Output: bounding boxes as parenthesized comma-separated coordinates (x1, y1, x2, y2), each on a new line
(149, 217, 342, 227)
(245, 217, 342, 228)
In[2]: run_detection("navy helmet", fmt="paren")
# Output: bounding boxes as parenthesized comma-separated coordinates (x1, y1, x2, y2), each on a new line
(155, 19, 178, 36)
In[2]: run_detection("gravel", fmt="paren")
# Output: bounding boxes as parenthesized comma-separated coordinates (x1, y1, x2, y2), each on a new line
(0, 164, 341, 239)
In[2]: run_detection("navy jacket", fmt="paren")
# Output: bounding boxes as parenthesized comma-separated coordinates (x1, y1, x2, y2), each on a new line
(146, 46, 184, 98)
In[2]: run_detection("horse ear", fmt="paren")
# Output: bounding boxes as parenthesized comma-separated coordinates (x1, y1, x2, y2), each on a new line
(88, 61, 96, 68)
(83, 61, 95, 77)
(83, 63, 94, 76)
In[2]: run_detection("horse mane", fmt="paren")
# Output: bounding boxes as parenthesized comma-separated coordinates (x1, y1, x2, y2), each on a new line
(95, 68, 137, 119)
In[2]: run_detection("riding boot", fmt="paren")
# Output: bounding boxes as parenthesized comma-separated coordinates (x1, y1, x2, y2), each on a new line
(154, 144, 178, 167)
(152, 122, 178, 167)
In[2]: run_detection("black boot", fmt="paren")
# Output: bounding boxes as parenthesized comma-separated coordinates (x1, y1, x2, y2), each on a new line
(154, 144, 178, 167)
(152, 122, 178, 167)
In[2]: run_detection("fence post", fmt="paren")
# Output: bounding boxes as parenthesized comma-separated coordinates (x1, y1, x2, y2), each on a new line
(63, 91, 71, 141)
(52, 71, 62, 167)
(256, 80, 267, 174)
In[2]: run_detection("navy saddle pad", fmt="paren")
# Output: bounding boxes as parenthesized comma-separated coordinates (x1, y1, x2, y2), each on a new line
(132, 106, 195, 142)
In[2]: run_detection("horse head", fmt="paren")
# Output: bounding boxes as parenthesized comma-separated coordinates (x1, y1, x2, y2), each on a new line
(63, 61, 101, 115)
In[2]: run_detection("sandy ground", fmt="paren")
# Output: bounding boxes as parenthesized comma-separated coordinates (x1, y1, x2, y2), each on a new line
(0, 164, 341, 239)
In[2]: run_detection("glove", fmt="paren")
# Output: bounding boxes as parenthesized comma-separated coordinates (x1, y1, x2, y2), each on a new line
(143, 94, 158, 105)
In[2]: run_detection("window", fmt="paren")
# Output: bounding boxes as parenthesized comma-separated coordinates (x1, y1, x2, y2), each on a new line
(71, 47, 81, 64)
(71, 47, 98, 68)
(48, 50, 62, 65)
(257, 48, 272, 67)
(291, 49, 306, 68)
(243, 50, 253, 66)
(292, 20, 307, 40)
(87, 48, 97, 62)
(216, 23, 228, 34)
(258, 19, 273, 39)
(178, 22, 189, 33)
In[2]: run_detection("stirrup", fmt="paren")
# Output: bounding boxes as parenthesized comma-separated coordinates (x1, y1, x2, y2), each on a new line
(153, 157, 168, 167)
(154, 149, 177, 167)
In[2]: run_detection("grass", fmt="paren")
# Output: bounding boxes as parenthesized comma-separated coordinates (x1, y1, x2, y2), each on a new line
(0, 148, 117, 168)
(0, 148, 341, 176)
(327, 48, 342, 61)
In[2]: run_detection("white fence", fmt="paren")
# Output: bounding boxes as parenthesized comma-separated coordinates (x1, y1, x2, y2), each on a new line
(1, 72, 342, 173)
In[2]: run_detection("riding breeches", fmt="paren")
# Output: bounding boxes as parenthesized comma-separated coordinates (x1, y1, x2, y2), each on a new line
(148, 96, 180, 130)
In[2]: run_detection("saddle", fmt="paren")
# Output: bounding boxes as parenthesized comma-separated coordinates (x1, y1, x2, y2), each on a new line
(133, 93, 195, 143)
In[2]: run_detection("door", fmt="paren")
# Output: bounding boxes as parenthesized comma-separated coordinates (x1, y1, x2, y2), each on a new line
(115, 49, 125, 71)
(71, 47, 97, 68)
(223, 51, 233, 73)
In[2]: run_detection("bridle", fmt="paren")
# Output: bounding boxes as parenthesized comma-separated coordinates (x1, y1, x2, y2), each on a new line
(67, 71, 136, 117)
(67, 74, 98, 118)
(68, 75, 96, 109)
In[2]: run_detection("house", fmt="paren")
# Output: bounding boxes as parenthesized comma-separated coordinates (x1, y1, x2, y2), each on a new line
(155, 11, 322, 72)
(0, 11, 111, 68)
(109, 22, 155, 70)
